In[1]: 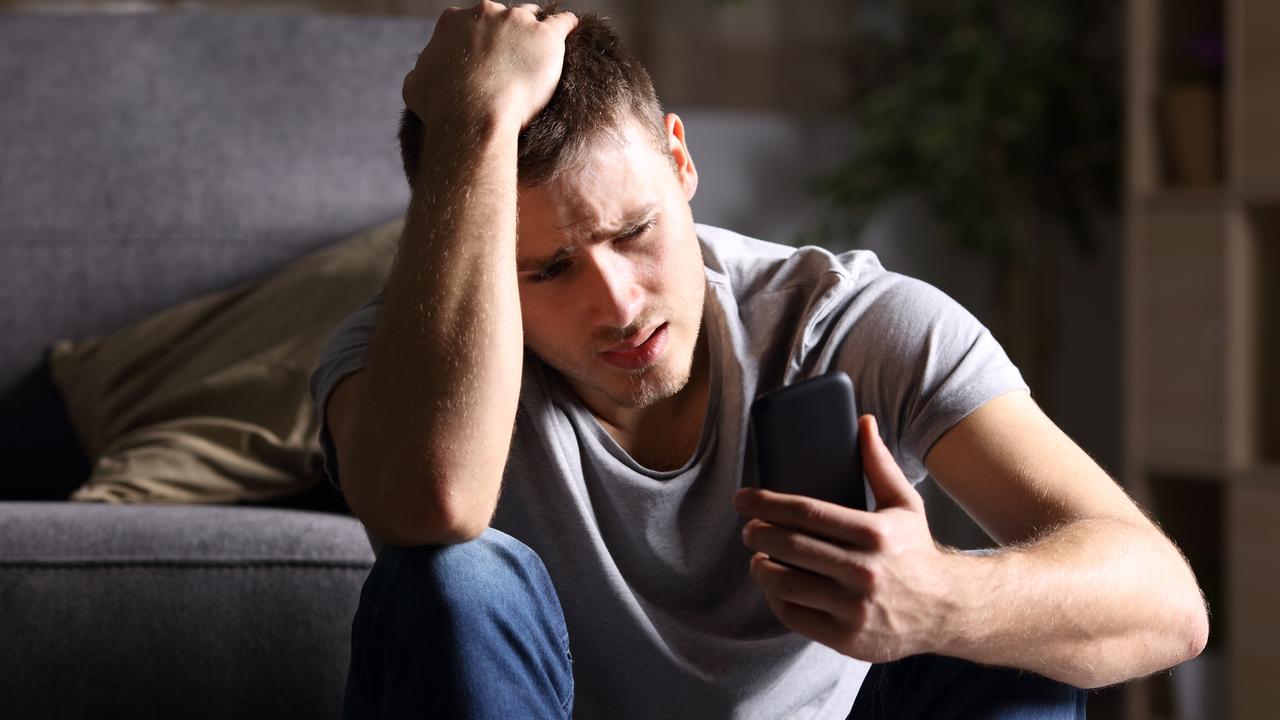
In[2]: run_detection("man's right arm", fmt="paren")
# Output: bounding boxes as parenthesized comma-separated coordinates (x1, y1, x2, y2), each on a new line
(326, 3, 577, 545)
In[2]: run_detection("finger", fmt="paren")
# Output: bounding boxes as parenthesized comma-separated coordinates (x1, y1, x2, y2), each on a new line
(859, 414, 924, 512)
(742, 519, 874, 588)
(762, 591, 848, 650)
(749, 552, 862, 617)
(539, 9, 579, 35)
(735, 488, 882, 549)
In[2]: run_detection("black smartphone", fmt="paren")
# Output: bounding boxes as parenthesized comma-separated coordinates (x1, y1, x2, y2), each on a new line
(749, 371, 866, 511)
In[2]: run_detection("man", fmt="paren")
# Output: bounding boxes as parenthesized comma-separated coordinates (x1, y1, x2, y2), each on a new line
(310, 3, 1208, 718)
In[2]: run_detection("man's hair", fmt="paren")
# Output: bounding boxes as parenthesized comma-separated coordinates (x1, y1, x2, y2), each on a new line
(397, 6, 667, 188)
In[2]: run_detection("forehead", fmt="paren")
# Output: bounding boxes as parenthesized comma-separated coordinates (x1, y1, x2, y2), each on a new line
(517, 122, 672, 245)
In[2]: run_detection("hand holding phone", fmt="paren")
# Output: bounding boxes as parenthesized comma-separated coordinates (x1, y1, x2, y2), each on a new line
(749, 371, 866, 511)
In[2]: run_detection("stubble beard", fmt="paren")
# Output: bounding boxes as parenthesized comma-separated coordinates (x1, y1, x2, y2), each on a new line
(595, 273, 708, 410)
(554, 320, 700, 410)
(539, 309, 703, 412)
(607, 319, 701, 409)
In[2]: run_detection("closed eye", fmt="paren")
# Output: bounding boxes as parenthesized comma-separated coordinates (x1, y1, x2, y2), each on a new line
(529, 259, 571, 284)
(617, 219, 655, 243)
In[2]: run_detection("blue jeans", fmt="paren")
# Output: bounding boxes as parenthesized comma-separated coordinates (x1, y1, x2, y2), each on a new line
(343, 529, 1086, 719)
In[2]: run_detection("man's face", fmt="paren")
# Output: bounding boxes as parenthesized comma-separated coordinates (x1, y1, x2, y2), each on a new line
(515, 114, 704, 413)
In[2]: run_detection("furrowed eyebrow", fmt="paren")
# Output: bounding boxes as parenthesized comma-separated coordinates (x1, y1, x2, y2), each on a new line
(516, 204, 659, 273)
(517, 244, 578, 273)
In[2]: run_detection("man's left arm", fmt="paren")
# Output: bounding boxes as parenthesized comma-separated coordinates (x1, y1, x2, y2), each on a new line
(736, 389, 1208, 688)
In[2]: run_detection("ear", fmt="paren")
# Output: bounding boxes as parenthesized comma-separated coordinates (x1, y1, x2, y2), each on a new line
(664, 113, 698, 202)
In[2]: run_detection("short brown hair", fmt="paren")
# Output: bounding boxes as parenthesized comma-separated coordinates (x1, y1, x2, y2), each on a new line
(397, 6, 667, 188)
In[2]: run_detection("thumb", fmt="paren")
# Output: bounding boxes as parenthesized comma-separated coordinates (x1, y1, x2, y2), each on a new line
(859, 414, 923, 512)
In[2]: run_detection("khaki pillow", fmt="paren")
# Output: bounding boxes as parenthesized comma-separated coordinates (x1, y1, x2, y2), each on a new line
(49, 218, 402, 504)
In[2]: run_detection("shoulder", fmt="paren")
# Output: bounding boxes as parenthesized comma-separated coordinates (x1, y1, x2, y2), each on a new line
(696, 223, 890, 303)
(695, 223, 950, 328)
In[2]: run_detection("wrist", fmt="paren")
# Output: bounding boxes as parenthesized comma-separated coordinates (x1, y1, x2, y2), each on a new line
(920, 546, 994, 658)
(407, 104, 520, 188)
(420, 96, 523, 143)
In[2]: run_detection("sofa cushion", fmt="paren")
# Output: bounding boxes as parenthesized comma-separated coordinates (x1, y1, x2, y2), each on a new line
(0, 502, 374, 719)
(49, 218, 401, 504)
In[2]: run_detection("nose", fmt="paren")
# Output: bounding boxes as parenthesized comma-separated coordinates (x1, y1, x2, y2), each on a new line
(583, 249, 644, 330)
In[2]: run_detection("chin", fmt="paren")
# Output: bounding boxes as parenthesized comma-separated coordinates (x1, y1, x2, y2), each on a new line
(544, 334, 694, 411)
(607, 361, 690, 409)
(609, 321, 703, 409)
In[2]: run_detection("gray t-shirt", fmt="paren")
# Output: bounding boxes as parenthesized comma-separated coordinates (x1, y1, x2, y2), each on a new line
(309, 223, 1027, 719)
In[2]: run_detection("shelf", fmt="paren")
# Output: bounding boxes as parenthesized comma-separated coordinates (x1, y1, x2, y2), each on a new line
(1239, 184, 1280, 206)
(1228, 479, 1280, 718)
(1127, 0, 1280, 718)
(1146, 472, 1226, 637)
(1142, 465, 1280, 487)
(1144, 463, 1229, 483)
(1137, 208, 1228, 468)
(1136, 185, 1280, 210)
(1235, 0, 1280, 188)
(1141, 183, 1280, 208)
(1134, 651, 1226, 720)
(1137, 188, 1227, 212)
(1133, 472, 1228, 720)
(1155, 0, 1226, 188)
(1233, 465, 1280, 485)
(1253, 208, 1280, 464)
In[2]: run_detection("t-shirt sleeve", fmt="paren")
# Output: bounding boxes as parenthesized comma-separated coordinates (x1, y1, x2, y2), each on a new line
(308, 288, 385, 489)
(807, 267, 1027, 483)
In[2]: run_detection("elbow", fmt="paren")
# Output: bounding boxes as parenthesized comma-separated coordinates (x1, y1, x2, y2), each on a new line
(409, 486, 496, 545)
(345, 464, 497, 547)
(1180, 593, 1210, 664)
(1168, 548, 1211, 666)
(1133, 569, 1210, 682)
(364, 503, 490, 547)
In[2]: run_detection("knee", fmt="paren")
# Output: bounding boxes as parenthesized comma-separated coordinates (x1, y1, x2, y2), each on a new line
(347, 530, 574, 718)
(367, 528, 557, 624)
(854, 655, 1086, 720)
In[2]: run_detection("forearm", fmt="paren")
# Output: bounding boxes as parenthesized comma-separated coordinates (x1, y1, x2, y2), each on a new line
(350, 111, 523, 544)
(935, 516, 1209, 688)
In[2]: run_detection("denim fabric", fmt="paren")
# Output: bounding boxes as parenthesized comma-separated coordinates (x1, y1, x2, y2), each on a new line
(343, 529, 573, 720)
(344, 528, 1085, 720)
(849, 652, 1087, 720)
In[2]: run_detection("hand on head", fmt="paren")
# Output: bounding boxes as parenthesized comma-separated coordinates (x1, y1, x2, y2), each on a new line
(403, 2, 579, 132)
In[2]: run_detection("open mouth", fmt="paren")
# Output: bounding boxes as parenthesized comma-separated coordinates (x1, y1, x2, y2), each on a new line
(599, 323, 668, 370)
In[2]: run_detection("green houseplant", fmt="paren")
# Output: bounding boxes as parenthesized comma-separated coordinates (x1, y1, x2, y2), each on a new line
(828, 0, 1119, 397)
(718, 0, 1121, 398)
(824, 0, 1119, 397)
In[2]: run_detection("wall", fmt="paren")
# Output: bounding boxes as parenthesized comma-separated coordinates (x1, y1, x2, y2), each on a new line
(1, 0, 859, 111)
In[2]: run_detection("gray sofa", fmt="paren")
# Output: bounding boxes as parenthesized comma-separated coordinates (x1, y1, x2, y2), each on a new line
(0, 10, 433, 717)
